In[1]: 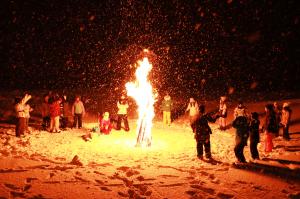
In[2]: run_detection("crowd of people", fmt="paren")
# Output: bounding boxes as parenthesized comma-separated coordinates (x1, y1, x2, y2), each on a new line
(14, 92, 292, 164)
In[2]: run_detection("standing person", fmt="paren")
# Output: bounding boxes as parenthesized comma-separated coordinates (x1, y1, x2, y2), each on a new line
(234, 101, 248, 119)
(15, 94, 32, 137)
(41, 94, 50, 130)
(116, 95, 130, 131)
(249, 112, 260, 160)
(281, 102, 292, 140)
(49, 95, 62, 133)
(232, 115, 249, 163)
(218, 96, 227, 130)
(161, 93, 172, 126)
(264, 104, 278, 152)
(99, 112, 113, 134)
(24, 103, 33, 133)
(191, 104, 219, 160)
(72, 96, 85, 129)
(273, 102, 281, 137)
(186, 97, 199, 127)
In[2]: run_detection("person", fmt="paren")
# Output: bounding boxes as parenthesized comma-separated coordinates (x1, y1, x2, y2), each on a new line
(249, 112, 260, 160)
(273, 102, 281, 137)
(49, 95, 62, 133)
(191, 104, 219, 160)
(41, 94, 50, 130)
(116, 95, 130, 131)
(218, 96, 227, 130)
(232, 114, 249, 163)
(263, 104, 278, 152)
(72, 96, 85, 129)
(99, 112, 113, 134)
(15, 94, 32, 137)
(281, 102, 291, 140)
(161, 93, 172, 126)
(24, 103, 33, 133)
(186, 97, 199, 127)
(234, 101, 247, 119)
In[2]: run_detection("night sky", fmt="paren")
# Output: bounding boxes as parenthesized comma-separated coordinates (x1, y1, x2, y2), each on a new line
(0, 0, 299, 98)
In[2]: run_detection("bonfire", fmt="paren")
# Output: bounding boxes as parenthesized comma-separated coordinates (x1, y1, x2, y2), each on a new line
(126, 56, 156, 147)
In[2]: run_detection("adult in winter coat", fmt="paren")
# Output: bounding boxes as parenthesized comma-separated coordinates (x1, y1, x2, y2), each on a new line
(161, 93, 173, 126)
(281, 102, 292, 140)
(249, 112, 260, 160)
(72, 96, 85, 129)
(218, 96, 227, 130)
(49, 95, 62, 133)
(264, 104, 278, 152)
(186, 98, 199, 126)
(15, 94, 32, 137)
(232, 115, 249, 163)
(24, 103, 33, 133)
(116, 95, 130, 131)
(191, 104, 219, 160)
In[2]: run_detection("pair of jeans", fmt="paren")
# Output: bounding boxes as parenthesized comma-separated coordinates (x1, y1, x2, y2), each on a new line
(73, 114, 82, 128)
(116, 114, 129, 131)
(16, 117, 26, 137)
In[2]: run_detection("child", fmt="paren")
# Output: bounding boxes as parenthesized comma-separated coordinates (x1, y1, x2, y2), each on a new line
(41, 94, 50, 130)
(15, 94, 32, 137)
(264, 104, 278, 152)
(49, 95, 62, 133)
(232, 115, 249, 163)
(116, 95, 130, 131)
(72, 96, 85, 129)
(24, 103, 33, 133)
(249, 112, 260, 160)
(191, 104, 219, 160)
(234, 101, 248, 119)
(281, 102, 291, 140)
(161, 93, 172, 126)
(218, 96, 227, 130)
(99, 112, 113, 134)
(186, 98, 199, 126)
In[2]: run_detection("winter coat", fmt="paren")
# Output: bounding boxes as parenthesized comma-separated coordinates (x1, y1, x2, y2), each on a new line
(186, 102, 199, 116)
(24, 104, 31, 119)
(191, 113, 217, 141)
(232, 116, 249, 144)
(249, 118, 260, 143)
(99, 117, 112, 134)
(161, 95, 172, 112)
(49, 101, 61, 118)
(264, 112, 278, 134)
(117, 100, 129, 115)
(72, 101, 85, 115)
(281, 107, 291, 127)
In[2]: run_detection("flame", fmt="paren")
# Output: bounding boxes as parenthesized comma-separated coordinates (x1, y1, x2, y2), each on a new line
(126, 57, 155, 147)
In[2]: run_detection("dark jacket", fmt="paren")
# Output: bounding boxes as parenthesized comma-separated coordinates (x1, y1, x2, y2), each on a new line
(265, 113, 278, 133)
(249, 118, 260, 143)
(232, 116, 249, 143)
(192, 113, 217, 141)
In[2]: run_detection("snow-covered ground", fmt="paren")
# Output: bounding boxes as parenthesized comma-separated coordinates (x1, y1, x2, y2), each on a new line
(0, 98, 300, 199)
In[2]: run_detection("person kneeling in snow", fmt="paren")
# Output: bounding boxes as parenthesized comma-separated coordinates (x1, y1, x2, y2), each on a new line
(191, 104, 219, 160)
(99, 112, 113, 135)
(232, 115, 249, 163)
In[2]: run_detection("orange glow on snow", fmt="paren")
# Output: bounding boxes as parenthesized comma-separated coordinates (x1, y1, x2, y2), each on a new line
(126, 56, 155, 147)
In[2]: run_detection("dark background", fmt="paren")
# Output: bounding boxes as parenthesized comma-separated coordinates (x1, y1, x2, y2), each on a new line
(0, 0, 299, 99)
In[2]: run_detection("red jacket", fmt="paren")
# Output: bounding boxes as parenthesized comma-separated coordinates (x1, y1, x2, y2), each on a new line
(49, 101, 61, 117)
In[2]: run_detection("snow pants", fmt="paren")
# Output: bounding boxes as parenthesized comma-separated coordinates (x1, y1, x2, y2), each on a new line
(196, 139, 211, 158)
(234, 137, 247, 163)
(250, 141, 259, 160)
(283, 125, 290, 140)
(117, 114, 129, 131)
